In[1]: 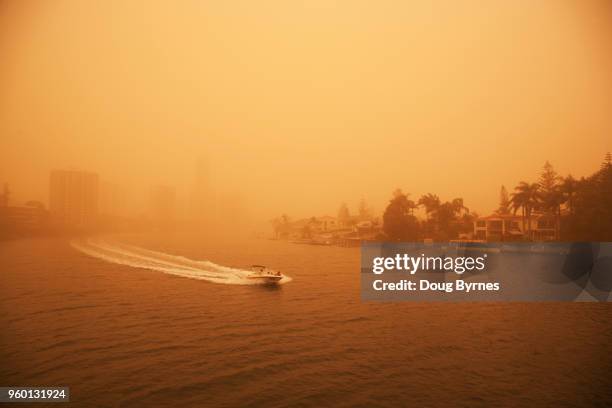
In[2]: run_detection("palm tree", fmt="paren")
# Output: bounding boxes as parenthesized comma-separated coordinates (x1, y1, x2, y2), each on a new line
(559, 175, 578, 216)
(436, 201, 463, 238)
(418, 193, 440, 220)
(392, 189, 418, 215)
(450, 198, 468, 216)
(418, 193, 440, 236)
(539, 187, 564, 239)
(511, 182, 540, 240)
(406, 199, 418, 215)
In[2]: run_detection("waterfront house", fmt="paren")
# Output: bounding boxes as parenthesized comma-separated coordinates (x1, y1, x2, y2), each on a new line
(474, 213, 556, 241)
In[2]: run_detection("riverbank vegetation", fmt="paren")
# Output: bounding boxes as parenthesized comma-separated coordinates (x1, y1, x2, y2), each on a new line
(382, 153, 612, 242)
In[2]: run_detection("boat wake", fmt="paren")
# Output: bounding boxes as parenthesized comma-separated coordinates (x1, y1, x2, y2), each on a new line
(71, 238, 291, 285)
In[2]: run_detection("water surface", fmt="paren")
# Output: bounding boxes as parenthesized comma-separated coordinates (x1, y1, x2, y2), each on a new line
(1, 235, 611, 407)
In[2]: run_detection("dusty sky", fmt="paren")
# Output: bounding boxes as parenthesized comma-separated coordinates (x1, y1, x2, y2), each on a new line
(1, 0, 611, 220)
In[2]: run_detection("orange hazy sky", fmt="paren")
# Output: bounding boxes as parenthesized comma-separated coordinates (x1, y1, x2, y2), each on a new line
(1, 0, 611, 219)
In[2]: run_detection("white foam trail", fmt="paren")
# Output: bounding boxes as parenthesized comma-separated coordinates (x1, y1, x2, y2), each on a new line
(71, 238, 291, 285)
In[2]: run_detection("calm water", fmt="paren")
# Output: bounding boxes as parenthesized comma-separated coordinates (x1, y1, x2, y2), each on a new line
(1, 234, 611, 407)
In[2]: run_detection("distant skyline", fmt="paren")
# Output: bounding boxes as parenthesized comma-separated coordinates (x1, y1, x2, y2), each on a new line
(1, 1, 611, 220)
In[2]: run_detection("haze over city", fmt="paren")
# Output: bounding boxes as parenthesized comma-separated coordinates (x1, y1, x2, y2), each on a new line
(2, 2, 612, 407)
(1, 0, 611, 221)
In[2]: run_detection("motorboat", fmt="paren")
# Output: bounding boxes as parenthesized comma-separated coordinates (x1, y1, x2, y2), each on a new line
(247, 265, 283, 284)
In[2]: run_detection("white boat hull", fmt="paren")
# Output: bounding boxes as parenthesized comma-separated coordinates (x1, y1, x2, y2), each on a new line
(247, 275, 283, 284)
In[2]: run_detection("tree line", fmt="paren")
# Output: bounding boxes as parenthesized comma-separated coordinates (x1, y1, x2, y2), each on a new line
(382, 153, 612, 241)
(382, 189, 475, 241)
(510, 153, 612, 241)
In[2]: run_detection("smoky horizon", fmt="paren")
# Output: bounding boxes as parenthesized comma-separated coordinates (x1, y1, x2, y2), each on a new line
(1, 0, 612, 225)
